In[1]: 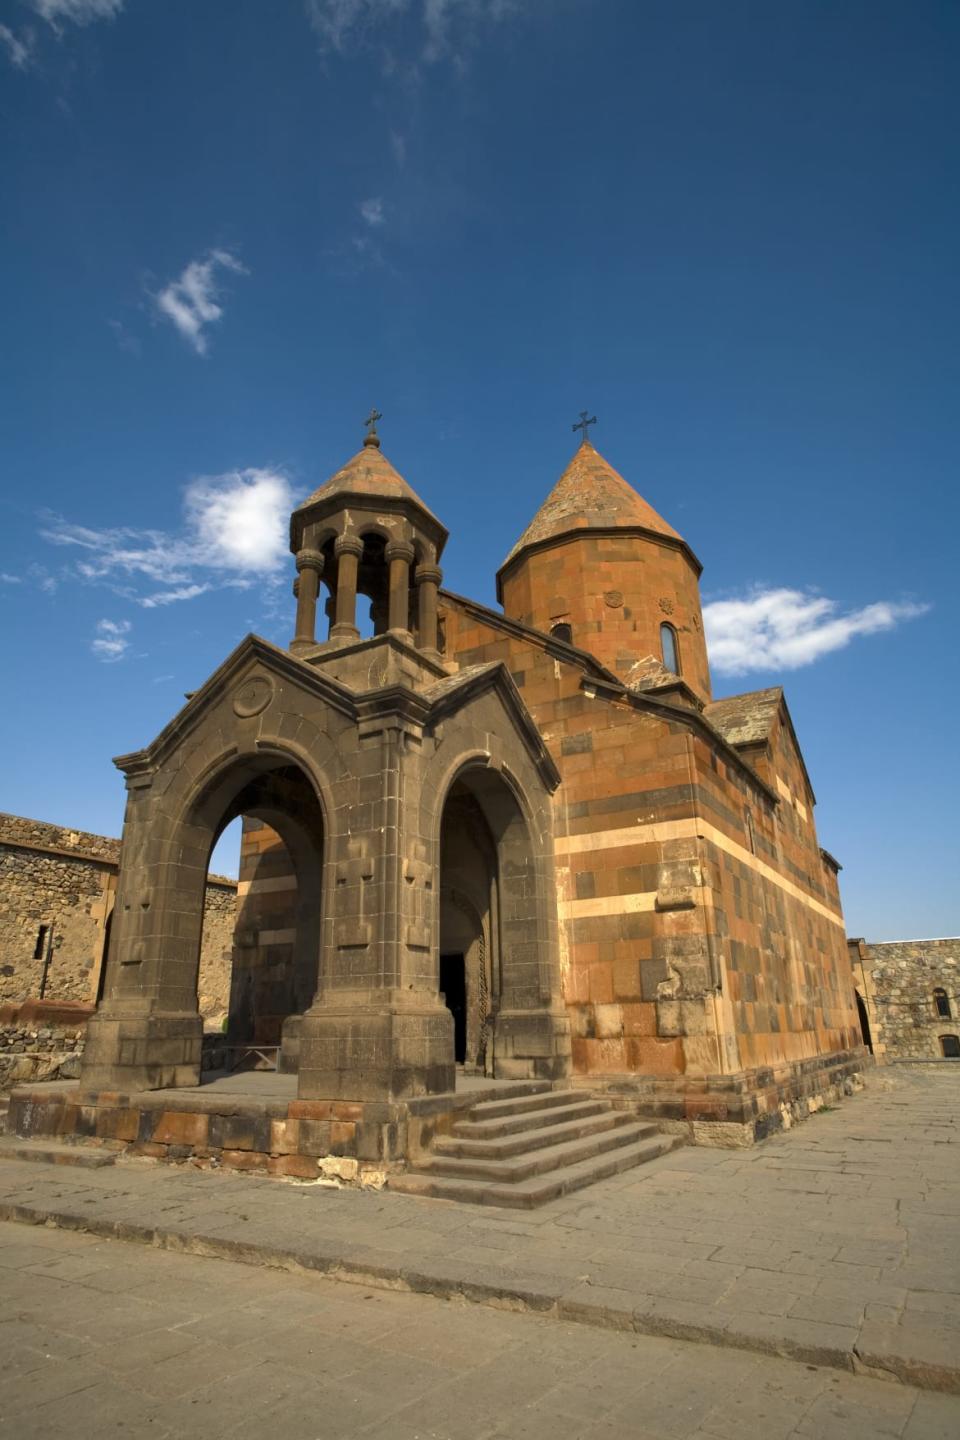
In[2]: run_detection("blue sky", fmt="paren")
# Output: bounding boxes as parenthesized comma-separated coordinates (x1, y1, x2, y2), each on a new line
(1, 0, 957, 939)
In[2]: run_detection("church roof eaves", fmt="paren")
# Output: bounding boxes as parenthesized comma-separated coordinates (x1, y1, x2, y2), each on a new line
(705, 687, 783, 748)
(706, 685, 816, 806)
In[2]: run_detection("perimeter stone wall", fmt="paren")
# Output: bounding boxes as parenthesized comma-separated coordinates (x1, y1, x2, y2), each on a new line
(0, 812, 237, 1019)
(849, 937, 960, 1061)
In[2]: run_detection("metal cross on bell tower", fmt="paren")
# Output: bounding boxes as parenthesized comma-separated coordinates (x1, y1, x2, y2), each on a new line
(363, 407, 383, 448)
(572, 410, 597, 445)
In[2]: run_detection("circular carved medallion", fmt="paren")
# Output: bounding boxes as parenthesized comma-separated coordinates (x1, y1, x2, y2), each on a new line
(603, 589, 623, 609)
(658, 597, 674, 615)
(233, 674, 274, 718)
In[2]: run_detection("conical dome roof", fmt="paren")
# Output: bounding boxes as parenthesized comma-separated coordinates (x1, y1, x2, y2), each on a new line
(294, 441, 442, 526)
(501, 440, 682, 570)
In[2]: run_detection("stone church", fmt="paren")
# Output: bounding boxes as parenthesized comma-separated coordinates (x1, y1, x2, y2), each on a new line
(14, 419, 864, 1191)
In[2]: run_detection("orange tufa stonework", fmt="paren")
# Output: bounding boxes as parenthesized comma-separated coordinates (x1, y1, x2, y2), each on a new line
(437, 440, 861, 1141)
(244, 435, 862, 1145)
(10, 430, 864, 1171)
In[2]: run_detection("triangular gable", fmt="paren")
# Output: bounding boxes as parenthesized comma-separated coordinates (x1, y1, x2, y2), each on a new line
(422, 662, 561, 792)
(113, 634, 356, 776)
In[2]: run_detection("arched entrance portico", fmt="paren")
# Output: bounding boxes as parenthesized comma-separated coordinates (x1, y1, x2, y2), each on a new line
(84, 746, 329, 1093)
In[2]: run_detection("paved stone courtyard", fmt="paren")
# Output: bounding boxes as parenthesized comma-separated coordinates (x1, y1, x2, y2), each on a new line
(0, 1064, 958, 1432)
(1, 1221, 958, 1439)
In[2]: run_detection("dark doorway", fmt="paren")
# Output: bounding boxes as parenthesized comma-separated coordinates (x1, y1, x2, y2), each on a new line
(440, 953, 467, 1063)
(855, 990, 873, 1053)
(97, 910, 113, 1005)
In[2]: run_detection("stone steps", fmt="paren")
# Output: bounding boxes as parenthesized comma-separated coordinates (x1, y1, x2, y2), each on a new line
(453, 1098, 612, 1141)
(419, 1119, 662, 1183)
(434, 1107, 633, 1160)
(455, 1087, 576, 1122)
(0, 1137, 116, 1169)
(391, 1133, 679, 1209)
(390, 1086, 680, 1208)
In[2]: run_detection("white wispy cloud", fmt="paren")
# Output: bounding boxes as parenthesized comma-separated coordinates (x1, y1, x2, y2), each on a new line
(359, 196, 385, 226)
(306, 0, 407, 54)
(140, 583, 212, 609)
(42, 468, 294, 607)
(29, 0, 124, 27)
(0, 23, 34, 67)
(154, 250, 247, 356)
(703, 587, 929, 677)
(91, 617, 131, 663)
(0, 572, 22, 584)
(306, 0, 520, 63)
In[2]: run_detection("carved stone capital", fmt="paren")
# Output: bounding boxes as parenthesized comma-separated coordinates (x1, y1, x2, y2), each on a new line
(295, 547, 325, 575)
(334, 534, 364, 559)
(385, 539, 416, 565)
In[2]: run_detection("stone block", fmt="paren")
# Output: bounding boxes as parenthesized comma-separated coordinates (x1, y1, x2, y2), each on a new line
(151, 1111, 209, 1148)
(268, 1118, 300, 1155)
(266, 1153, 318, 1179)
(220, 1149, 270, 1172)
(95, 1106, 141, 1143)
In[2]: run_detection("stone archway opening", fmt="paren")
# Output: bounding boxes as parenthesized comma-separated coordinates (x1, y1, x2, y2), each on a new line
(439, 780, 498, 1075)
(855, 989, 873, 1054)
(437, 765, 567, 1083)
(195, 760, 325, 1077)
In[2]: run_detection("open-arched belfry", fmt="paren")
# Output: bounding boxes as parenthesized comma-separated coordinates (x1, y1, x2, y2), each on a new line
(47, 415, 864, 1180)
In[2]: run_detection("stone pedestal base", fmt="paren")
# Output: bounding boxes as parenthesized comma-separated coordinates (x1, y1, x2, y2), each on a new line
(79, 1011, 202, 1095)
(493, 1007, 573, 1082)
(298, 999, 455, 1101)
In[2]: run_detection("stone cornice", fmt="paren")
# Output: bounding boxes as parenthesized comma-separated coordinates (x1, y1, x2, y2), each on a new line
(291, 490, 448, 557)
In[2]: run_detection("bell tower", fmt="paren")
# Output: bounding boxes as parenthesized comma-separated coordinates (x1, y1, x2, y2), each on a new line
(288, 411, 447, 664)
(497, 426, 712, 702)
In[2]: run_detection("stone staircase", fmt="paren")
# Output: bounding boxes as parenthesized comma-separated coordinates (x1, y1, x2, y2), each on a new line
(390, 1085, 680, 1208)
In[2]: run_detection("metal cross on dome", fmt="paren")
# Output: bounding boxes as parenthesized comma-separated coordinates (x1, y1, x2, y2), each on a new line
(572, 410, 597, 444)
(363, 407, 382, 439)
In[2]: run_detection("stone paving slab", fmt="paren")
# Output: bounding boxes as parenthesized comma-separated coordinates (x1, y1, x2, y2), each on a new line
(0, 1065, 958, 1395)
(2, 1221, 959, 1440)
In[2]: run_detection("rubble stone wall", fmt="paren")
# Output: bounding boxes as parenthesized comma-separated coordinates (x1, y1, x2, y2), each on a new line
(849, 937, 960, 1061)
(0, 812, 237, 1018)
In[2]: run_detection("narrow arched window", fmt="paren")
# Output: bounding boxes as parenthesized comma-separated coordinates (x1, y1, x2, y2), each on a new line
(934, 988, 951, 1019)
(940, 1035, 960, 1059)
(660, 623, 680, 674)
(550, 622, 572, 644)
(744, 809, 756, 856)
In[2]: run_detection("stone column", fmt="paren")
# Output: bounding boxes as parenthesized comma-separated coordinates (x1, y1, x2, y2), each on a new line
(330, 534, 363, 643)
(291, 548, 324, 655)
(415, 563, 443, 656)
(385, 540, 415, 637)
